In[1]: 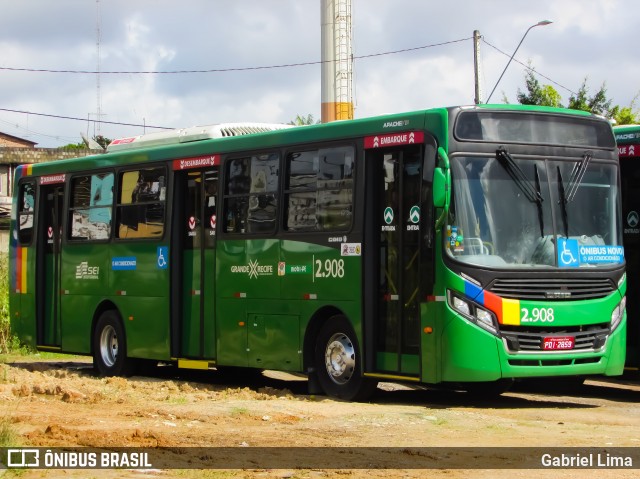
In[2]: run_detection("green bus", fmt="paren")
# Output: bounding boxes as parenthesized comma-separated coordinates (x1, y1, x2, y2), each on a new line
(615, 123, 640, 371)
(9, 105, 626, 400)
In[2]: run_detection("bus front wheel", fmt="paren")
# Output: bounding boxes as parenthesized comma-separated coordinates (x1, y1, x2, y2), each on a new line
(314, 316, 377, 402)
(93, 311, 131, 377)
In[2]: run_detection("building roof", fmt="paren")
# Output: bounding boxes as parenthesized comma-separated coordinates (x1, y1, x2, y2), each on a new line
(0, 131, 37, 148)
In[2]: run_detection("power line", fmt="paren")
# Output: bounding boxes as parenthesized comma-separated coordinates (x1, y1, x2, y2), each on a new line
(482, 38, 577, 96)
(0, 37, 473, 140)
(0, 117, 77, 142)
(0, 38, 472, 75)
(0, 108, 172, 130)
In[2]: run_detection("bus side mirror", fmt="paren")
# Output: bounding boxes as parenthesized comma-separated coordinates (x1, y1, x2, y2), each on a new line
(433, 167, 447, 208)
(433, 147, 450, 208)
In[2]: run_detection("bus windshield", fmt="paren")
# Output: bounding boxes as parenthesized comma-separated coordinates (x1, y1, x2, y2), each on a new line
(447, 153, 623, 268)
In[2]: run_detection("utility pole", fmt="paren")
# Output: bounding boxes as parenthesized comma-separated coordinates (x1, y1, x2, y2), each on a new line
(473, 30, 482, 104)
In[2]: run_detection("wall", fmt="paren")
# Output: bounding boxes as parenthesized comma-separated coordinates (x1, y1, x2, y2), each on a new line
(0, 147, 101, 209)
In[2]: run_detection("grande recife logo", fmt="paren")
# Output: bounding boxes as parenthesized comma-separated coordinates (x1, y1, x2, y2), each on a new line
(230, 260, 274, 279)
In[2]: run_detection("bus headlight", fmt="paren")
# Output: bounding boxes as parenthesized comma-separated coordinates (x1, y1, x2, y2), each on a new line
(611, 296, 626, 331)
(447, 290, 499, 335)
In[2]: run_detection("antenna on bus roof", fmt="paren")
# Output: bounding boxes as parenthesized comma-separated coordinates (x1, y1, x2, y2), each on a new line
(80, 131, 105, 151)
(107, 122, 294, 153)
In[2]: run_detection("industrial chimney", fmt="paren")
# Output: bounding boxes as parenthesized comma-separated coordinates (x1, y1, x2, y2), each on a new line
(320, 0, 354, 123)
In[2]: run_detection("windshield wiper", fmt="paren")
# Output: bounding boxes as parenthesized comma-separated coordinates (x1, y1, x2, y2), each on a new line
(533, 164, 544, 237)
(557, 166, 569, 237)
(565, 150, 592, 202)
(495, 147, 544, 204)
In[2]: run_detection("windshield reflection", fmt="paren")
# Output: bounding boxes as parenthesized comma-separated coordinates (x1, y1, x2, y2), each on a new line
(446, 154, 622, 268)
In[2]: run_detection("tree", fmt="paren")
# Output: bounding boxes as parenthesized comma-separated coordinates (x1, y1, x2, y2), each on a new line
(609, 94, 640, 125)
(611, 105, 639, 125)
(514, 70, 639, 125)
(94, 135, 112, 149)
(517, 70, 562, 108)
(288, 114, 320, 126)
(60, 134, 112, 150)
(567, 78, 612, 117)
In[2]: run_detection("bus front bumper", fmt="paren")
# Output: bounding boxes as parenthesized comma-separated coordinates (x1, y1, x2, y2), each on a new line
(438, 315, 626, 382)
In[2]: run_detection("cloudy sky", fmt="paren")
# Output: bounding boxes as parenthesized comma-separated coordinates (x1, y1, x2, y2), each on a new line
(0, 0, 638, 148)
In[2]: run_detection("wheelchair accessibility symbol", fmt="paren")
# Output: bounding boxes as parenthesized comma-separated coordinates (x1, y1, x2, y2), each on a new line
(157, 246, 168, 269)
(557, 238, 579, 267)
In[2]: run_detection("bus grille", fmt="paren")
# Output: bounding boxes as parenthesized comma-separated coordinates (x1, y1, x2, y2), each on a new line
(488, 278, 615, 300)
(501, 325, 610, 353)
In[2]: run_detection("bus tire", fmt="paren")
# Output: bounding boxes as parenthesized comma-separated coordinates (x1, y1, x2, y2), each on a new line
(314, 315, 377, 402)
(93, 311, 131, 377)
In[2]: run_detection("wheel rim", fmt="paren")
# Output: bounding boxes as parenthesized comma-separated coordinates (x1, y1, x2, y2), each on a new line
(99, 325, 118, 368)
(324, 332, 356, 385)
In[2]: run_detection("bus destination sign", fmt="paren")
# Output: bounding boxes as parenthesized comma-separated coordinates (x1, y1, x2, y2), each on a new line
(172, 154, 220, 170)
(364, 131, 424, 149)
(39, 174, 66, 185)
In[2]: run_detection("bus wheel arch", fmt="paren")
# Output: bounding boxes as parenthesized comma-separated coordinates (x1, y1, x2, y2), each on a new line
(91, 304, 131, 377)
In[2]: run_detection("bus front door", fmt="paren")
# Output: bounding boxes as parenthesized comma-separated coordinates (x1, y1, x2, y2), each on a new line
(620, 155, 640, 369)
(371, 146, 424, 377)
(36, 184, 64, 348)
(175, 168, 218, 359)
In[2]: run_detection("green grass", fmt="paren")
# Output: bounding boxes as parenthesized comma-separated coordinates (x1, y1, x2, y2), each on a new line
(0, 415, 19, 447)
(0, 253, 31, 355)
(0, 252, 11, 353)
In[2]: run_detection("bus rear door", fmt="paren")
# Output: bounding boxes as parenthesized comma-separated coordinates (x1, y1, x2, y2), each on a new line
(36, 180, 65, 348)
(620, 149, 640, 369)
(172, 163, 219, 359)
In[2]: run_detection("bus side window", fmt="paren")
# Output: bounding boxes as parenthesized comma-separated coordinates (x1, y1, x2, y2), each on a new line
(223, 154, 279, 235)
(116, 167, 166, 239)
(69, 172, 113, 241)
(224, 158, 250, 234)
(284, 146, 354, 232)
(18, 181, 36, 244)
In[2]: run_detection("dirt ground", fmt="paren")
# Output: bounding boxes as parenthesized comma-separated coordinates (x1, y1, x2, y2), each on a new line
(1, 356, 639, 479)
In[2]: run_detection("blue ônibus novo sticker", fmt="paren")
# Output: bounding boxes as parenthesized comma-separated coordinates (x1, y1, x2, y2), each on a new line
(558, 238, 624, 267)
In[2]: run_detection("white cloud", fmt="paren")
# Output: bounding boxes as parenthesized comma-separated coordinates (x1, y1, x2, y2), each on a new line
(0, 0, 638, 146)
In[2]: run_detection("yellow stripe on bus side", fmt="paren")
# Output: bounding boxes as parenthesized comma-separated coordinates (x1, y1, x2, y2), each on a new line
(20, 248, 28, 293)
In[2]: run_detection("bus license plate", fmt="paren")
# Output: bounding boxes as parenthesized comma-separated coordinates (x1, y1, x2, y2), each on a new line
(543, 336, 575, 350)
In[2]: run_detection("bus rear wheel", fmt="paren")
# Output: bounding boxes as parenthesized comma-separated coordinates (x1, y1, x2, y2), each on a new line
(314, 316, 377, 402)
(93, 311, 131, 377)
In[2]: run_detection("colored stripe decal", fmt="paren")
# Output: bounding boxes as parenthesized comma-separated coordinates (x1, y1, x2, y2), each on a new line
(461, 278, 521, 325)
(14, 247, 21, 293)
(464, 280, 483, 301)
(483, 290, 503, 323)
(15, 246, 28, 293)
(15, 164, 33, 179)
(20, 247, 28, 293)
(502, 298, 520, 325)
